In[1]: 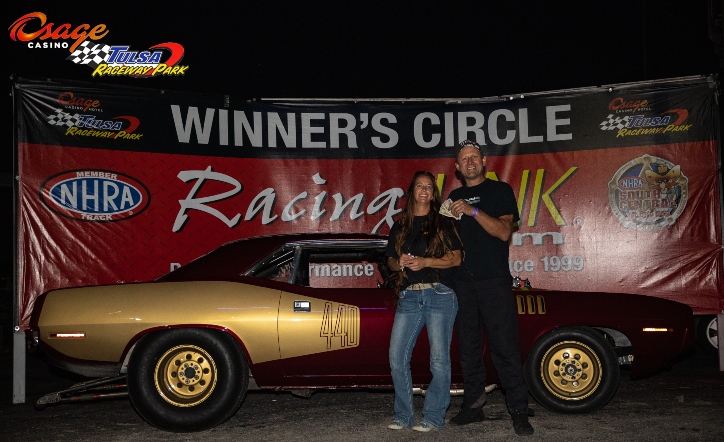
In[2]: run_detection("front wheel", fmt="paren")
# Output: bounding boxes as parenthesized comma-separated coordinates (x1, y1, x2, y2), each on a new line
(127, 328, 248, 432)
(524, 327, 619, 413)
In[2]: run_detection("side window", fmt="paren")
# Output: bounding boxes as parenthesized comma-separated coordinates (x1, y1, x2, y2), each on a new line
(250, 247, 295, 282)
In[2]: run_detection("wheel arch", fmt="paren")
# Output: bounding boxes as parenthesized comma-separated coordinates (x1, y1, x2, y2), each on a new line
(591, 326, 634, 365)
(590, 327, 632, 348)
(121, 324, 253, 374)
(523, 325, 631, 361)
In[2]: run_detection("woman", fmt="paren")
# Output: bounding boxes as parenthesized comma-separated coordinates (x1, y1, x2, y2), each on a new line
(385, 170, 462, 432)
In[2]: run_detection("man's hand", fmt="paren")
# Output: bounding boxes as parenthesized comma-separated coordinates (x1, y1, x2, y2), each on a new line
(450, 199, 475, 218)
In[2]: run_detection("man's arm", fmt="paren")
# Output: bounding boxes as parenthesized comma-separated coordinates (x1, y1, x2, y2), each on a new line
(474, 212, 515, 242)
(450, 199, 515, 241)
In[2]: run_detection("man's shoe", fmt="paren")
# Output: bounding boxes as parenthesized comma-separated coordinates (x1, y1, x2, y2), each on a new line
(411, 421, 438, 432)
(449, 406, 484, 425)
(387, 420, 408, 430)
(511, 410, 534, 436)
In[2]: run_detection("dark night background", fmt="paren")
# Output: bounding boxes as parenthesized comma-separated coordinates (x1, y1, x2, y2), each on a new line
(2, 1, 722, 342)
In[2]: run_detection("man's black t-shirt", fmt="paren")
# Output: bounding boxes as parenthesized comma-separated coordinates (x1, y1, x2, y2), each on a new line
(385, 215, 462, 287)
(449, 179, 519, 281)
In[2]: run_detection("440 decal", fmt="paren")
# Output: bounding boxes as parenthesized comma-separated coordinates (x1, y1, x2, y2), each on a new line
(320, 302, 360, 350)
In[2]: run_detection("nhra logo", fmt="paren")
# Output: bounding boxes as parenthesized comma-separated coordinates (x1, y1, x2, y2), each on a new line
(617, 176, 645, 189)
(66, 41, 189, 78)
(40, 170, 151, 222)
(608, 155, 688, 231)
(46, 109, 143, 140)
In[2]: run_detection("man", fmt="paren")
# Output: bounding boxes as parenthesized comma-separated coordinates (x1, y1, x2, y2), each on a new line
(448, 140, 534, 436)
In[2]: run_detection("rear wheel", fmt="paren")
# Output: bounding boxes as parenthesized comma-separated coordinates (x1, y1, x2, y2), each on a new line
(127, 328, 248, 432)
(524, 327, 619, 413)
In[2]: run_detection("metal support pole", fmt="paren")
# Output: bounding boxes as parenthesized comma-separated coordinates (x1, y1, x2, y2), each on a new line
(13, 331, 26, 403)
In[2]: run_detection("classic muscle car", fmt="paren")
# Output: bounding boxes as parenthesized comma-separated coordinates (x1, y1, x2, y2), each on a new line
(28, 234, 696, 432)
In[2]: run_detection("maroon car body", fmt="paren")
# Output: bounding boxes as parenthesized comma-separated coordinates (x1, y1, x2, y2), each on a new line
(159, 233, 694, 383)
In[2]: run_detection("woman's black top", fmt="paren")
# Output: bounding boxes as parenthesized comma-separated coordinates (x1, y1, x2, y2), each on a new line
(385, 215, 461, 288)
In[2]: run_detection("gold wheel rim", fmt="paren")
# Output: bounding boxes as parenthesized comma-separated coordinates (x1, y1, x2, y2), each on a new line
(539, 340, 602, 401)
(154, 344, 217, 407)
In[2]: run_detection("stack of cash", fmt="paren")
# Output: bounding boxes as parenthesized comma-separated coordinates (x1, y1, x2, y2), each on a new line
(439, 198, 462, 220)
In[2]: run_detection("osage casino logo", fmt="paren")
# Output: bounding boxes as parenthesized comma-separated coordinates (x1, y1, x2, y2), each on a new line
(8, 12, 108, 50)
(57, 91, 103, 113)
(8, 12, 189, 78)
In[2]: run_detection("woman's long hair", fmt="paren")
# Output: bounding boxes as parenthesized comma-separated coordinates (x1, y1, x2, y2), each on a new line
(391, 171, 458, 294)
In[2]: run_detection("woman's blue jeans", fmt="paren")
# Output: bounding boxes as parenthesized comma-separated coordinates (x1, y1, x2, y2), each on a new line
(389, 283, 458, 428)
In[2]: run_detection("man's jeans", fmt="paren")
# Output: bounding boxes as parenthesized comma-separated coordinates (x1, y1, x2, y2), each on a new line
(389, 284, 458, 427)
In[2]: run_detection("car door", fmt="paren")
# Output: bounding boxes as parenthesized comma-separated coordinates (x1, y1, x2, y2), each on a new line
(276, 242, 433, 387)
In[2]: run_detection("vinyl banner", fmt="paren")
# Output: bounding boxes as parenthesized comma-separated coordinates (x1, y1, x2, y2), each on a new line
(13, 76, 722, 329)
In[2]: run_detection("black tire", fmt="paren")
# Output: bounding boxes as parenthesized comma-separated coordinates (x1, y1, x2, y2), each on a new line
(127, 328, 248, 432)
(524, 327, 619, 414)
(695, 316, 718, 355)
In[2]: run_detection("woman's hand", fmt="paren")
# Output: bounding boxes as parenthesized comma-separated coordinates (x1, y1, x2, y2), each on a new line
(399, 254, 426, 271)
(395, 250, 461, 272)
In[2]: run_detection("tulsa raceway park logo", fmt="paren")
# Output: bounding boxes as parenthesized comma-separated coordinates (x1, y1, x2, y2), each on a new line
(608, 155, 688, 231)
(66, 42, 189, 77)
(40, 170, 151, 222)
(46, 109, 143, 140)
(9, 12, 189, 78)
(598, 108, 691, 138)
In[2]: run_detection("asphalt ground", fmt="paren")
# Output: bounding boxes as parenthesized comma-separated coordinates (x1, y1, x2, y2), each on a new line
(1, 348, 723, 442)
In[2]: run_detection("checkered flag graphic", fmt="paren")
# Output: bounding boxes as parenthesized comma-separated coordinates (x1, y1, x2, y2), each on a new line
(66, 41, 112, 69)
(46, 109, 81, 128)
(599, 114, 631, 131)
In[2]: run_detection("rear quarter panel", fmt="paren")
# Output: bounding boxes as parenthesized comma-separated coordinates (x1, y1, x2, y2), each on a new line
(37, 281, 281, 365)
